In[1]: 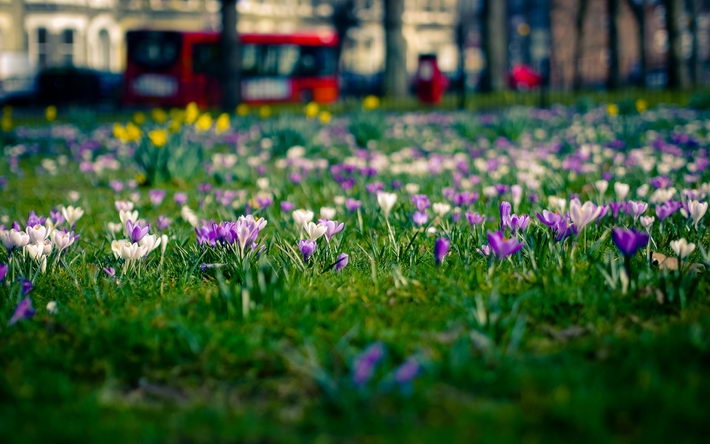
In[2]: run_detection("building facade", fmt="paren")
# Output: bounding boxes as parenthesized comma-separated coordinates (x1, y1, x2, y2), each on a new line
(0, 0, 462, 75)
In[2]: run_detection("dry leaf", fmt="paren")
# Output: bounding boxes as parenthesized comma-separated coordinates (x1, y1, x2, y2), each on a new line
(650, 251, 705, 273)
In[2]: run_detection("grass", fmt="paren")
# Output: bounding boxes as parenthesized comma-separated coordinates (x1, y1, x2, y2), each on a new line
(1, 100, 709, 442)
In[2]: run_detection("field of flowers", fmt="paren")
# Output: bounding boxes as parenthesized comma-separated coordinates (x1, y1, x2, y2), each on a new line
(1, 99, 709, 442)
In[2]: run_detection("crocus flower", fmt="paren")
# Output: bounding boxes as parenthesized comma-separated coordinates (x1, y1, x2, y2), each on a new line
(319, 219, 345, 240)
(624, 200, 648, 223)
(687, 200, 708, 229)
(345, 198, 362, 212)
(569, 199, 603, 231)
(465, 211, 486, 227)
(614, 182, 630, 201)
(487, 231, 523, 259)
(434, 237, 451, 266)
(8, 297, 35, 325)
(61, 205, 84, 227)
(46, 301, 58, 314)
(393, 357, 421, 385)
(103, 267, 116, 277)
(125, 219, 150, 243)
(20, 278, 33, 295)
(611, 227, 649, 256)
(352, 342, 385, 386)
(334, 253, 349, 271)
(292, 209, 314, 228)
(0, 263, 7, 281)
(156, 215, 172, 231)
(174, 192, 188, 206)
(670, 238, 696, 259)
(148, 189, 167, 206)
(298, 239, 317, 262)
(280, 201, 295, 212)
(377, 192, 397, 219)
(412, 211, 429, 226)
(655, 200, 681, 221)
(303, 221, 327, 241)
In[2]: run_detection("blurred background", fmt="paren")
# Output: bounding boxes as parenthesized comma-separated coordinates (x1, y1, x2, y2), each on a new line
(0, 0, 708, 108)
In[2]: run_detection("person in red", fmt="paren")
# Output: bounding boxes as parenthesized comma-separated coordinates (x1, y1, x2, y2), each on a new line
(416, 54, 448, 104)
(509, 64, 542, 90)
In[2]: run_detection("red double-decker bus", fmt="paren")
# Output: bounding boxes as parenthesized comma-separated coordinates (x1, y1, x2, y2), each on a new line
(123, 30, 339, 108)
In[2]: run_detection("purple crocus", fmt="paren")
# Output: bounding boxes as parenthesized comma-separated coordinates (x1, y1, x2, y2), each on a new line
(465, 211, 486, 227)
(20, 278, 33, 295)
(352, 342, 385, 386)
(0, 263, 7, 281)
(393, 357, 421, 385)
(125, 219, 150, 243)
(334, 253, 349, 271)
(174, 192, 188, 206)
(298, 239, 317, 262)
(156, 215, 172, 231)
(487, 231, 523, 259)
(148, 189, 167, 206)
(412, 211, 429, 226)
(611, 227, 650, 256)
(411, 194, 431, 212)
(103, 267, 116, 277)
(319, 219, 345, 240)
(434, 237, 451, 266)
(8, 297, 35, 325)
(280, 201, 295, 212)
(345, 198, 362, 212)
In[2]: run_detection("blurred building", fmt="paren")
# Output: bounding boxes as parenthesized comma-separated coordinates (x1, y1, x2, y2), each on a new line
(0, 0, 461, 75)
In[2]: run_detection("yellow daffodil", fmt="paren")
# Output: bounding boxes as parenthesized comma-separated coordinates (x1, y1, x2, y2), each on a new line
(305, 102, 319, 118)
(215, 113, 230, 134)
(125, 122, 142, 142)
(185, 102, 199, 124)
(133, 111, 146, 125)
(362, 95, 380, 111)
(259, 105, 272, 118)
(635, 99, 648, 113)
(236, 103, 250, 116)
(607, 103, 619, 116)
(46, 105, 57, 122)
(319, 110, 332, 124)
(168, 119, 182, 133)
(1, 116, 12, 132)
(151, 108, 168, 123)
(148, 128, 169, 147)
(195, 113, 213, 132)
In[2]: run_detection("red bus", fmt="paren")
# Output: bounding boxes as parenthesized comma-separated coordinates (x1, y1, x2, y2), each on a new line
(123, 30, 339, 108)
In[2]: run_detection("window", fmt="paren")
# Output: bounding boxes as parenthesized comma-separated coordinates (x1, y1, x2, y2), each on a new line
(61, 29, 75, 66)
(98, 29, 111, 70)
(37, 28, 48, 68)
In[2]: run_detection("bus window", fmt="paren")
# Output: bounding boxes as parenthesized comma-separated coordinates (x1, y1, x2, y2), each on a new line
(128, 31, 181, 70)
(295, 46, 336, 77)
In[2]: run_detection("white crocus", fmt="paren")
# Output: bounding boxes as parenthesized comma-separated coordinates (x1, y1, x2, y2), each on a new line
(303, 221, 328, 241)
(614, 182, 630, 201)
(24, 242, 46, 261)
(180, 206, 199, 227)
(320, 207, 337, 220)
(569, 199, 603, 231)
(292, 209, 314, 228)
(26, 224, 49, 244)
(139, 234, 162, 254)
(432, 202, 451, 217)
(61, 205, 85, 226)
(670, 238, 696, 259)
(119, 209, 139, 226)
(9, 229, 30, 249)
(688, 200, 708, 229)
(377, 191, 398, 219)
(595, 180, 609, 196)
(51, 230, 76, 252)
(640, 216, 655, 231)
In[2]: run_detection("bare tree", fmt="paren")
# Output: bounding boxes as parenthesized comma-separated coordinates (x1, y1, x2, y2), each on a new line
(572, 0, 589, 90)
(220, 0, 241, 110)
(383, 0, 408, 98)
(625, 0, 648, 87)
(607, 0, 621, 88)
(687, 0, 701, 85)
(479, 0, 508, 92)
(662, 0, 689, 88)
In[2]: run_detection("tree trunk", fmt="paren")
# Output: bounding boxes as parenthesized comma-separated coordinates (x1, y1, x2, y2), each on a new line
(607, 0, 621, 89)
(572, 0, 589, 91)
(383, 0, 408, 98)
(220, 0, 241, 110)
(479, 0, 508, 93)
(688, 0, 701, 86)
(663, 0, 688, 88)
(627, 0, 648, 87)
